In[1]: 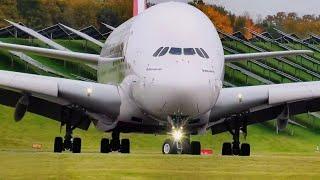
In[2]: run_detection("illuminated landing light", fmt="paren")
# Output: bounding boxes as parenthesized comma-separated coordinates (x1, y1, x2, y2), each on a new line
(172, 129, 183, 141)
(86, 87, 93, 97)
(237, 93, 243, 103)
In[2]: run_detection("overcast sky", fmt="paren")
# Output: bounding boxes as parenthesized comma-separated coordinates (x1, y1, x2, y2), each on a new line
(151, 0, 320, 21)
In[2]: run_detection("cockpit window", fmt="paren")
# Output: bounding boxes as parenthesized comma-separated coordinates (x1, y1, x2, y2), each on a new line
(195, 48, 205, 58)
(169, 47, 182, 55)
(200, 48, 209, 58)
(153, 47, 163, 57)
(159, 47, 169, 56)
(183, 48, 195, 55)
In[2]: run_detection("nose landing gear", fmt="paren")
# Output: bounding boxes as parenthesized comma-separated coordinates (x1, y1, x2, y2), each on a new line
(162, 138, 201, 155)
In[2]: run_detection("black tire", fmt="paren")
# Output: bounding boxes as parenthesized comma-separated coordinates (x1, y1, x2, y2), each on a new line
(232, 144, 240, 156)
(162, 139, 177, 154)
(181, 139, 191, 154)
(54, 137, 63, 153)
(222, 142, 232, 156)
(100, 138, 111, 153)
(240, 143, 250, 156)
(190, 141, 201, 155)
(72, 138, 81, 153)
(120, 139, 130, 153)
(111, 139, 120, 151)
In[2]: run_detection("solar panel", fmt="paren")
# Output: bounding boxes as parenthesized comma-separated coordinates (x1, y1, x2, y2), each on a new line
(0, 23, 29, 38)
(38, 24, 71, 39)
(68, 25, 105, 40)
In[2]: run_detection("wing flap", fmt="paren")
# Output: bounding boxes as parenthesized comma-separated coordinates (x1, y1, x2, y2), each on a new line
(224, 50, 313, 62)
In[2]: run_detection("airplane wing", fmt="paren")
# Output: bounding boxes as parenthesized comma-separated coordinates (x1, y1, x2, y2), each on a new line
(0, 70, 121, 130)
(0, 42, 123, 64)
(209, 81, 320, 134)
(59, 23, 105, 47)
(224, 50, 313, 62)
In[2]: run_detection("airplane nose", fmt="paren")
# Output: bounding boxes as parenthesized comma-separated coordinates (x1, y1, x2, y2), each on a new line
(132, 74, 217, 120)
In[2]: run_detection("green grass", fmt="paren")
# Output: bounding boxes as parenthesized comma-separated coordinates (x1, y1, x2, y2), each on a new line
(224, 41, 317, 81)
(1, 152, 320, 179)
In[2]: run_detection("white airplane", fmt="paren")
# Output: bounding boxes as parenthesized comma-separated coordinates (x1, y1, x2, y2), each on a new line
(0, 0, 317, 156)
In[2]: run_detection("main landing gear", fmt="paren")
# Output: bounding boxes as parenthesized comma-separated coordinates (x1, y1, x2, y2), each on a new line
(100, 131, 130, 154)
(221, 114, 250, 156)
(162, 137, 201, 155)
(54, 123, 81, 153)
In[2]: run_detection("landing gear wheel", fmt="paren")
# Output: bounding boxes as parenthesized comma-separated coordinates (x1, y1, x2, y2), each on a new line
(72, 138, 81, 153)
(240, 143, 250, 156)
(54, 137, 63, 153)
(100, 138, 111, 153)
(181, 139, 191, 154)
(120, 139, 130, 153)
(190, 141, 201, 155)
(232, 143, 240, 155)
(111, 131, 120, 151)
(162, 139, 177, 154)
(222, 142, 232, 156)
(111, 139, 120, 151)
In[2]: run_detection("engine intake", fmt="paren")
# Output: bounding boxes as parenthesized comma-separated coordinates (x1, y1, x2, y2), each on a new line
(14, 95, 29, 122)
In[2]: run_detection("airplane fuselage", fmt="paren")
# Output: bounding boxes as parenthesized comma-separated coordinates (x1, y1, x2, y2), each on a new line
(98, 2, 224, 131)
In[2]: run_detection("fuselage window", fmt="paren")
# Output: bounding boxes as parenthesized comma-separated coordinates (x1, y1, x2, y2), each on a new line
(169, 47, 182, 55)
(159, 47, 169, 56)
(200, 48, 209, 59)
(183, 48, 195, 55)
(195, 48, 205, 58)
(153, 47, 163, 57)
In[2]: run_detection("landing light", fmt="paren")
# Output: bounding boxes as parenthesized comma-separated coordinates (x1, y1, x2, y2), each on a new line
(172, 129, 183, 141)
(86, 87, 93, 96)
(237, 93, 243, 103)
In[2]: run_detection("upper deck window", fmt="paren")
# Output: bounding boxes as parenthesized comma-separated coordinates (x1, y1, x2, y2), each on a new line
(169, 47, 182, 55)
(159, 47, 169, 56)
(183, 48, 195, 55)
(200, 48, 209, 59)
(195, 48, 205, 58)
(153, 47, 163, 57)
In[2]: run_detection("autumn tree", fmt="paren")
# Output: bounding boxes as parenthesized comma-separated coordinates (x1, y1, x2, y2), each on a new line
(0, 0, 21, 27)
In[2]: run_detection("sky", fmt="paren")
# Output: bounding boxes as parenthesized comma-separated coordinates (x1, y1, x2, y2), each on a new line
(151, 0, 320, 21)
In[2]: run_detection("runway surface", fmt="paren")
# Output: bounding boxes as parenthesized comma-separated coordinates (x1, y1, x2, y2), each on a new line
(0, 150, 319, 179)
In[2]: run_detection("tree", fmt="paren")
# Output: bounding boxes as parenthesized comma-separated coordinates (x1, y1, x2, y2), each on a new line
(0, 0, 21, 27)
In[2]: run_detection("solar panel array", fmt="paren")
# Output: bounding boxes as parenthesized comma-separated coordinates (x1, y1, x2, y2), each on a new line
(0, 23, 111, 40)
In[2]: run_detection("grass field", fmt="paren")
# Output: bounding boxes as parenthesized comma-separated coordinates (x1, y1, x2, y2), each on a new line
(1, 152, 320, 179)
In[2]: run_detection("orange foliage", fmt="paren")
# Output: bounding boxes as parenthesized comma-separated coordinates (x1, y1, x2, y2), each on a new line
(244, 18, 263, 39)
(197, 4, 233, 34)
(196, 4, 263, 39)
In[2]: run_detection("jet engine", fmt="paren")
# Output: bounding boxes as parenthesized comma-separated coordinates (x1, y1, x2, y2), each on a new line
(14, 95, 29, 122)
(276, 105, 289, 132)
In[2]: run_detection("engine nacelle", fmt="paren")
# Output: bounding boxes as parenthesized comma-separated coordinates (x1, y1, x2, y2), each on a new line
(276, 118, 289, 131)
(276, 105, 290, 131)
(14, 95, 29, 122)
